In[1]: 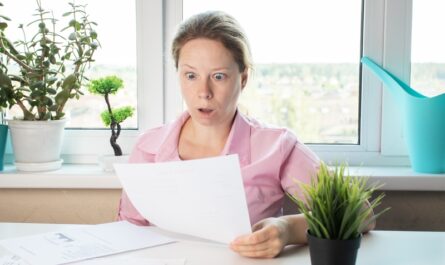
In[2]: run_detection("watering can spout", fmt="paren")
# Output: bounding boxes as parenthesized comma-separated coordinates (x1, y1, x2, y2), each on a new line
(361, 57, 426, 100)
(360, 56, 445, 173)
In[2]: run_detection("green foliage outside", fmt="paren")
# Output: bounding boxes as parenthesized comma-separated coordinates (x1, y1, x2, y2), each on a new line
(288, 163, 390, 240)
(241, 63, 360, 144)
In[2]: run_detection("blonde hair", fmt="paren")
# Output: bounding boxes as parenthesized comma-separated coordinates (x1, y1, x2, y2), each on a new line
(171, 11, 252, 73)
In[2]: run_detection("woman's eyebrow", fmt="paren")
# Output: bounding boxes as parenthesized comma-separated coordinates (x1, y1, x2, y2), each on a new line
(210, 67, 231, 71)
(180, 64, 233, 71)
(180, 63, 196, 69)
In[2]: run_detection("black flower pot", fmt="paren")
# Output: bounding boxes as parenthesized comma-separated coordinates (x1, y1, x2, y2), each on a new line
(307, 231, 361, 265)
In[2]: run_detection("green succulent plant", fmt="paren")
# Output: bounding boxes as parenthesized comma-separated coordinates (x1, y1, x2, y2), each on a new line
(0, 0, 99, 121)
(288, 163, 390, 240)
(88, 75, 134, 156)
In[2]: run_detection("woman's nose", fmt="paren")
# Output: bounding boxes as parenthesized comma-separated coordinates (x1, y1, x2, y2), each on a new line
(198, 78, 213, 100)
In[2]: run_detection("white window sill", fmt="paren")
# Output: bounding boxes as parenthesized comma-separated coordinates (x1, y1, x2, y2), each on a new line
(0, 164, 444, 191)
(0, 164, 121, 189)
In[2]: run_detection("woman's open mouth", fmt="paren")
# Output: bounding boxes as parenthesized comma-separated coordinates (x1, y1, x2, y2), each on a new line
(198, 108, 213, 113)
(197, 108, 214, 117)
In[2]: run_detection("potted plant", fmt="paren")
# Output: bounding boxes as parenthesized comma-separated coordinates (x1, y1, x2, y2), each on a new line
(0, 0, 99, 171)
(288, 163, 389, 265)
(88, 75, 134, 171)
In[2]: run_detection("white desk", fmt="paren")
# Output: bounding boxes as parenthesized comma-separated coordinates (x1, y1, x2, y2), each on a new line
(0, 223, 444, 265)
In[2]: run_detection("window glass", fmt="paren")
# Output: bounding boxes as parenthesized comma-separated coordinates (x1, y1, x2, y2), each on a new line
(1, 0, 137, 129)
(183, 0, 362, 144)
(411, 0, 445, 97)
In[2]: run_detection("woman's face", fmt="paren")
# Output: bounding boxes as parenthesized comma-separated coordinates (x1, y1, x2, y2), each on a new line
(178, 38, 247, 127)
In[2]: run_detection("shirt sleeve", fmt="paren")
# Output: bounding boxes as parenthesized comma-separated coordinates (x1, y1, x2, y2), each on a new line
(280, 139, 320, 200)
(116, 140, 155, 226)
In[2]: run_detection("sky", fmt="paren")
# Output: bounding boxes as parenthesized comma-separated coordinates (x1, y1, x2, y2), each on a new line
(0, 0, 136, 66)
(411, 0, 445, 63)
(184, 0, 362, 63)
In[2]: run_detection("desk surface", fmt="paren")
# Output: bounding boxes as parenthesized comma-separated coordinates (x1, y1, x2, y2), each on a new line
(0, 223, 444, 265)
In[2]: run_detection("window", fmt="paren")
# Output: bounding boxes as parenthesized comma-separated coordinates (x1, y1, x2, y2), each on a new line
(4, 0, 425, 166)
(183, 0, 362, 144)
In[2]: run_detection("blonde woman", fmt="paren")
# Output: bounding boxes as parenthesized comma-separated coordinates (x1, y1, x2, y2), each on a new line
(118, 11, 324, 258)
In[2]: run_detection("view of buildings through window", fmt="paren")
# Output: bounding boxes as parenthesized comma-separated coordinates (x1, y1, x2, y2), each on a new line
(184, 0, 362, 144)
(1, 0, 137, 129)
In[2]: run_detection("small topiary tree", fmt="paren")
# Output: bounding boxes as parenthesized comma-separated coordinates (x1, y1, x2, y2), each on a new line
(88, 75, 134, 156)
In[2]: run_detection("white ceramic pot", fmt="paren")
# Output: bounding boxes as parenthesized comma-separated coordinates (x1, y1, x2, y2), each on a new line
(8, 119, 67, 171)
(98, 154, 130, 172)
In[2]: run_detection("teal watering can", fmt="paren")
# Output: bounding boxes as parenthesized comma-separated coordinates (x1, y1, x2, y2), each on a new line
(361, 57, 445, 173)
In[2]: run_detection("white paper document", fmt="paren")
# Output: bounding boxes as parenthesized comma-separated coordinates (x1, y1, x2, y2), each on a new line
(114, 154, 252, 244)
(76, 257, 185, 265)
(0, 221, 174, 265)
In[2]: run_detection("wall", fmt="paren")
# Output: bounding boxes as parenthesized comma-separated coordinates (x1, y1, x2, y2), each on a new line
(1, 189, 444, 231)
(284, 190, 445, 231)
(0, 189, 121, 224)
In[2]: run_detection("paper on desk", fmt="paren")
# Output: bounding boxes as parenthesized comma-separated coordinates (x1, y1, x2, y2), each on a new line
(115, 154, 252, 244)
(0, 221, 174, 265)
(0, 254, 28, 265)
(76, 257, 186, 265)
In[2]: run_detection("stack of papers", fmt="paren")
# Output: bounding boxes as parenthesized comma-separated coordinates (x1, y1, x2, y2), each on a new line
(0, 221, 174, 265)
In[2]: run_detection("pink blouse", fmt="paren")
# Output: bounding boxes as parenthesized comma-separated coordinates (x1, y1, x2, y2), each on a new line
(118, 111, 320, 226)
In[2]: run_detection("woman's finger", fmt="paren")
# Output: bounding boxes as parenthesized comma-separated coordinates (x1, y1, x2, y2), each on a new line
(232, 229, 270, 246)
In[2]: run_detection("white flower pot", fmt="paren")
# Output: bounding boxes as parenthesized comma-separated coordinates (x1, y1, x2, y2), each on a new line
(98, 154, 130, 172)
(8, 119, 66, 172)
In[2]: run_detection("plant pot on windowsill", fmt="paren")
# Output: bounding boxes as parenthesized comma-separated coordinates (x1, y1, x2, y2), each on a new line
(0, 123, 7, 171)
(0, 1, 100, 171)
(88, 76, 134, 172)
(8, 119, 67, 171)
(307, 230, 361, 265)
(98, 154, 129, 172)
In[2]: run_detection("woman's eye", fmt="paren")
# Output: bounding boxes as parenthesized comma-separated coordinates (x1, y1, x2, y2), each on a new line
(213, 73, 226, 80)
(185, 72, 196, 80)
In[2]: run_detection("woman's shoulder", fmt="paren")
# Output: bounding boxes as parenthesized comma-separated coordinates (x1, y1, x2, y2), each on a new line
(133, 112, 188, 154)
(133, 125, 167, 152)
(133, 120, 179, 154)
(241, 113, 299, 145)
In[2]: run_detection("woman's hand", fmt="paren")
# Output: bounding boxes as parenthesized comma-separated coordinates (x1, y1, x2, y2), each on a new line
(229, 217, 290, 258)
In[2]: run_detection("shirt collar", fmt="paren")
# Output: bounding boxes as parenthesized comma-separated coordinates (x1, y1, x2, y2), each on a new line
(155, 112, 189, 162)
(155, 110, 252, 167)
(221, 111, 252, 167)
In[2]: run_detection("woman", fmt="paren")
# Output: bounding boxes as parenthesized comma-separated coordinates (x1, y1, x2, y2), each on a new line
(118, 11, 367, 258)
